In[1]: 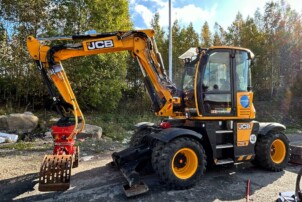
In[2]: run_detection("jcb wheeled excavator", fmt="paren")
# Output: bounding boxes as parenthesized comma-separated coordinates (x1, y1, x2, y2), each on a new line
(27, 29, 290, 197)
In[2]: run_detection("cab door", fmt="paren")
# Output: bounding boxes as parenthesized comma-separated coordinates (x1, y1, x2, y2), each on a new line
(234, 50, 255, 119)
(196, 49, 255, 119)
(197, 50, 234, 116)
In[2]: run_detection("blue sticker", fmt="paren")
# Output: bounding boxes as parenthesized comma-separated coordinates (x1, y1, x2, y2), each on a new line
(240, 95, 250, 108)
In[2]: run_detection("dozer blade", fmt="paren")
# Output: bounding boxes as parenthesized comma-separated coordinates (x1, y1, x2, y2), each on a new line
(112, 144, 152, 197)
(39, 155, 73, 191)
(123, 182, 149, 197)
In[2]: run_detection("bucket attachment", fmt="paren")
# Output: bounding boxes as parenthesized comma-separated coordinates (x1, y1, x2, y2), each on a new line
(38, 155, 73, 191)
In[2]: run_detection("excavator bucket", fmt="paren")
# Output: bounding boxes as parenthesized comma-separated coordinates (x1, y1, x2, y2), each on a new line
(38, 155, 73, 191)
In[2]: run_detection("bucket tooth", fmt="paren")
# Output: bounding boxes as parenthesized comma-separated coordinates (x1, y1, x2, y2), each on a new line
(38, 155, 73, 191)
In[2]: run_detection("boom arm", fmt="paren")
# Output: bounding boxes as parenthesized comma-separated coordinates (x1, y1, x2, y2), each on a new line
(27, 29, 177, 116)
(27, 29, 180, 139)
(27, 29, 182, 192)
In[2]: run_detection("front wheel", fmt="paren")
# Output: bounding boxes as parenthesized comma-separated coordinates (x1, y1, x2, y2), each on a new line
(151, 137, 206, 189)
(253, 131, 290, 171)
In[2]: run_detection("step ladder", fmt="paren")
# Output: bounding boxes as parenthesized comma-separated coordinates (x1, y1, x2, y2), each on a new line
(215, 129, 235, 165)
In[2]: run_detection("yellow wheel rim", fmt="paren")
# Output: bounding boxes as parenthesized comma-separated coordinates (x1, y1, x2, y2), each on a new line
(172, 148, 198, 179)
(270, 139, 286, 164)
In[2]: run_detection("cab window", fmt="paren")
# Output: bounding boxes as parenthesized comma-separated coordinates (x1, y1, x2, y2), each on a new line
(202, 51, 232, 115)
(235, 51, 249, 91)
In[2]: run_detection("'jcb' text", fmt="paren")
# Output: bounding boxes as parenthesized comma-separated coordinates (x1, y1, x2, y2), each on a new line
(238, 123, 251, 130)
(87, 40, 114, 50)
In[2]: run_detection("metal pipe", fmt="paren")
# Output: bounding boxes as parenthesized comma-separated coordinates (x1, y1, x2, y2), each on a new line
(168, 0, 172, 81)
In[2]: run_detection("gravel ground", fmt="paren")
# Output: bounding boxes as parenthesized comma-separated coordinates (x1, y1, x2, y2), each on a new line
(0, 134, 301, 202)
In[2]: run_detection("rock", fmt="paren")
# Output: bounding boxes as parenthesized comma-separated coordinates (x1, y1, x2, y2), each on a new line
(0, 112, 39, 134)
(49, 118, 59, 125)
(77, 124, 102, 140)
(103, 136, 112, 142)
(78, 138, 85, 142)
(122, 137, 130, 144)
(81, 156, 94, 162)
(0, 132, 18, 143)
(0, 137, 5, 143)
(38, 120, 47, 130)
(44, 131, 52, 138)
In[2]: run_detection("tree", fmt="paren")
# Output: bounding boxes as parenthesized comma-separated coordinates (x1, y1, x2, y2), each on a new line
(58, 0, 133, 110)
(151, 12, 168, 70)
(184, 22, 199, 47)
(225, 12, 244, 46)
(213, 22, 225, 46)
(201, 21, 212, 47)
(0, 0, 133, 112)
(151, 13, 166, 52)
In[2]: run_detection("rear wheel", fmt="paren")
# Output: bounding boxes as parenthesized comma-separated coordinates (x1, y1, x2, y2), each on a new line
(253, 131, 290, 171)
(151, 137, 206, 189)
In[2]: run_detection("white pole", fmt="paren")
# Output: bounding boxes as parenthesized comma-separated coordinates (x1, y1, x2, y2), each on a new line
(168, 0, 172, 81)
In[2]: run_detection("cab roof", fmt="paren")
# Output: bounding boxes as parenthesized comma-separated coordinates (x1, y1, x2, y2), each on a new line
(209, 46, 254, 59)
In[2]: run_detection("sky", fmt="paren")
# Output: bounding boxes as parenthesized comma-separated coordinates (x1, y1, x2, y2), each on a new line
(129, 0, 302, 32)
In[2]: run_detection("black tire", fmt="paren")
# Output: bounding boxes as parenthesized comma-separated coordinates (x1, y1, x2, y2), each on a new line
(129, 128, 152, 147)
(151, 137, 206, 189)
(253, 131, 290, 171)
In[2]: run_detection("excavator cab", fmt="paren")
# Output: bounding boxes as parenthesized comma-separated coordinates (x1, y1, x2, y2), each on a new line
(181, 47, 255, 119)
(195, 47, 255, 118)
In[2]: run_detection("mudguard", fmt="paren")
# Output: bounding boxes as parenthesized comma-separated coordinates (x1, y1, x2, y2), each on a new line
(148, 127, 202, 143)
(135, 122, 155, 129)
(258, 122, 286, 135)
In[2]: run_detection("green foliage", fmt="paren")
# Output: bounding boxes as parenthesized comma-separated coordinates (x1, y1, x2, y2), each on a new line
(201, 21, 212, 47)
(0, 0, 132, 112)
(212, 22, 225, 46)
(0, 0, 301, 128)
(85, 93, 161, 140)
(291, 72, 302, 97)
(0, 140, 53, 151)
(0, 141, 34, 150)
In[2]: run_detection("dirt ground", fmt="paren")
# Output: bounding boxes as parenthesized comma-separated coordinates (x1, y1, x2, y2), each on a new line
(0, 134, 302, 202)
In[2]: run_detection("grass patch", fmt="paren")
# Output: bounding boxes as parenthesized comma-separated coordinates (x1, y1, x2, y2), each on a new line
(0, 141, 53, 151)
(84, 98, 162, 141)
(0, 96, 163, 142)
(0, 141, 34, 150)
(285, 126, 302, 134)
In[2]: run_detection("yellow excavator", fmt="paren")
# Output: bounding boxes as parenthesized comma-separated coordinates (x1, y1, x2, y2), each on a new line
(26, 29, 290, 197)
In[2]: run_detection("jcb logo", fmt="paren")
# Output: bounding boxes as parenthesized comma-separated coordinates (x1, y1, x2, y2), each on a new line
(87, 40, 114, 50)
(238, 123, 251, 130)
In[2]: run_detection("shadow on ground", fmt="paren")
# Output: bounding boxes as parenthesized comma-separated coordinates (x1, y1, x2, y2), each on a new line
(0, 172, 38, 201)
(1, 160, 300, 202)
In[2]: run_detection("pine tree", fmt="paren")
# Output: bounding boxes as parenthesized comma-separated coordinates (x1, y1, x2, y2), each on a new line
(201, 21, 212, 47)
